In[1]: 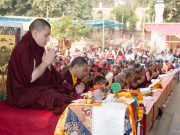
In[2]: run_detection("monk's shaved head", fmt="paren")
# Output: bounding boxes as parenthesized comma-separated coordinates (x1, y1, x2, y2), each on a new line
(29, 19, 51, 32)
(70, 56, 88, 67)
(70, 56, 88, 79)
(29, 19, 51, 47)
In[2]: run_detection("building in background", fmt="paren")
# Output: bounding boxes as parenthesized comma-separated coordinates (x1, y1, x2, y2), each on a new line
(146, 0, 180, 52)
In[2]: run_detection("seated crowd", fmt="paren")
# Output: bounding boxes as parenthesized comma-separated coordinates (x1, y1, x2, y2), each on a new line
(53, 46, 179, 94)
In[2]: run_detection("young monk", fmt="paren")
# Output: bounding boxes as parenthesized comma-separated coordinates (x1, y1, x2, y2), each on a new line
(161, 60, 169, 73)
(61, 56, 89, 96)
(144, 64, 158, 87)
(91, 75, 108, 92)
(91, 75, 109, 99)
(149, 63, 159, 79)
(6, 19, 74, 114)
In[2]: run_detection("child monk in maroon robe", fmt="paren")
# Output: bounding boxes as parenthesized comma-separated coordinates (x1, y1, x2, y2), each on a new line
(6, 19, 74, 114)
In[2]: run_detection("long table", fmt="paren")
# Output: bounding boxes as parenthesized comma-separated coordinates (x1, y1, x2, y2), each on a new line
(54, 69, 180, 135)
(142, 69, 180, 135)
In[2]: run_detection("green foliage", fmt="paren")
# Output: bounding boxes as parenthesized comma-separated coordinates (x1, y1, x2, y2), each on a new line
(0, 0, 12, 9)
(0, 0, 92, 20)
(112, 3, 137, 31)
(0, 0, 12, 15)
(146, 0, 156, 22)
(0, 0, 32, 16)
(146, 0, 180, 23)
(26, 0, 47, 17)
(94, 10, 103, 19)
(14, 0, 32, 16)
(52, 16, 72, 41)
(52, 16, 91, 42)
(72, 0, 92, 20)
(163, 0, 180, 22)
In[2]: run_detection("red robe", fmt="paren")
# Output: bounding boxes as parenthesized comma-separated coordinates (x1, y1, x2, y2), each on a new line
(6, 31, 73, 114)
(61, 69, 89, 98)
(61, 69, 77, 96)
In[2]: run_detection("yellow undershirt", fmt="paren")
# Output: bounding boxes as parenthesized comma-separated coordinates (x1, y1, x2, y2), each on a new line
(69, 69, 77, 86)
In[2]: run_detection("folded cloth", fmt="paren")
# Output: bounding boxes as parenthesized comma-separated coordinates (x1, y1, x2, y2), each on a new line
(92, 103, 127, 135)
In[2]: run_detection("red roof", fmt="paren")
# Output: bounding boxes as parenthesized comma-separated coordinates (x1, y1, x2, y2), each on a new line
(145, 23, 180, 35)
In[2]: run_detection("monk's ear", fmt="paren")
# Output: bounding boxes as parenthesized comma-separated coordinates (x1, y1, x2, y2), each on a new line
(73, 65, 78, 70)
(31, 30, 38, 37)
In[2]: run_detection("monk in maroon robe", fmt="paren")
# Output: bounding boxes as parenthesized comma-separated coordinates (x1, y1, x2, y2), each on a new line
(61, 56, 89, 97)
(6, 19, 73, 114)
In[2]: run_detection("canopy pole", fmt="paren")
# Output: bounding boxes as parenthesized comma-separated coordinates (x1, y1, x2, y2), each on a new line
(102, 13, 105, 50)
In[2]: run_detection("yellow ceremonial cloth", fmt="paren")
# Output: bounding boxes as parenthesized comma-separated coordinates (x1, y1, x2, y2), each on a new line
(54, 103, 101, 135)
